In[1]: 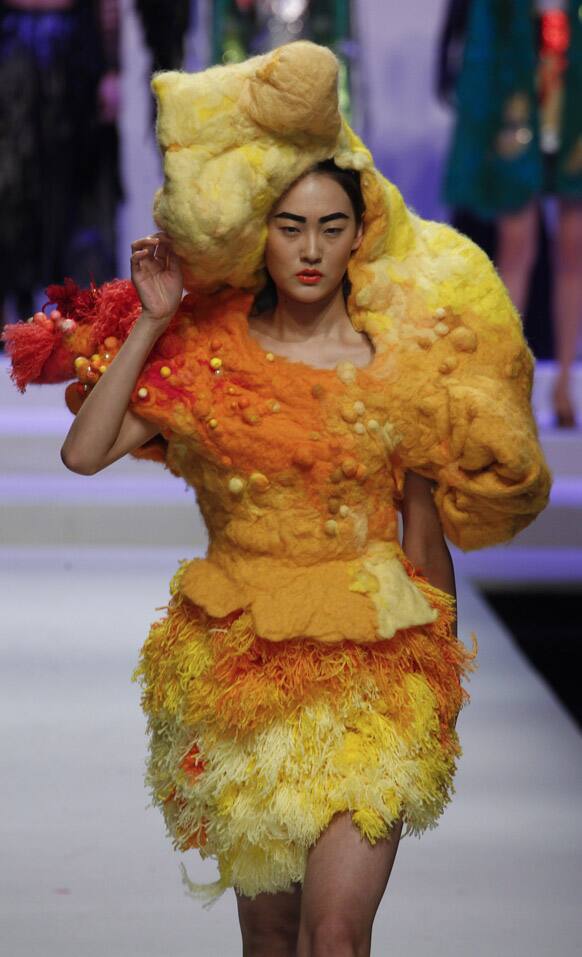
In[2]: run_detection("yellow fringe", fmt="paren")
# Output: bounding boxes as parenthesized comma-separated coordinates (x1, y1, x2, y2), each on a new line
(131, 558, 479, 904)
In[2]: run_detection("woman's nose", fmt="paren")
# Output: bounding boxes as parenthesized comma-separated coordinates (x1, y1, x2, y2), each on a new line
(300, 233, 322, 263)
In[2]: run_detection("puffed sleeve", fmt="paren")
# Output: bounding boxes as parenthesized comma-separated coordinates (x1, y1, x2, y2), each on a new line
(384, 246, 553, 552)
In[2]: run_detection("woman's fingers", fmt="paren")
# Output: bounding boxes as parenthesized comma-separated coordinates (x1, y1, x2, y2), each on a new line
(130, 249, 150, 271)
(131, 234, 181, 283)
(131, 230, 171, 246)
(131, 238, 172, 264)
(131, 233, 176, 272)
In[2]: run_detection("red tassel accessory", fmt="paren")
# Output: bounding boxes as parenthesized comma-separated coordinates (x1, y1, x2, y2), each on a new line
(2, 317, 57, 392)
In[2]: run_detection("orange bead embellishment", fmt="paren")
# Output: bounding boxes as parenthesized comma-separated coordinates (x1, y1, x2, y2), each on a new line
(341, 457, 358, 478)
(242, 408, 261, 425)
(292, 446, 315, 470)
(250, 472, 270, 491)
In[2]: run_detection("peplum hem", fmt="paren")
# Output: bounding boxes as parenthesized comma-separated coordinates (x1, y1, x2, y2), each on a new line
(178, 540, 443, 644)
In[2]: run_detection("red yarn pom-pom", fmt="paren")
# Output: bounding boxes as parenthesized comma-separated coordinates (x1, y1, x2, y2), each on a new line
(2, 319, 57, 392)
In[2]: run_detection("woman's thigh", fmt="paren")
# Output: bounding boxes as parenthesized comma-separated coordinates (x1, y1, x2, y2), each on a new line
(235, 881, 302, 954)
(297, 810, 404, 954)
(496, 200, 539, 269)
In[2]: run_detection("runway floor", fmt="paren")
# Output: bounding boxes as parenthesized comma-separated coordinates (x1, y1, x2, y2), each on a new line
(2, 545, 581, 957)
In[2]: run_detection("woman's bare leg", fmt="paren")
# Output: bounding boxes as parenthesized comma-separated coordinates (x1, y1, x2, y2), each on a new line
(552, 198, 582, 425)
(296, 811, 404, 957)
(235, 881, 302, 957)
(496, 200, 539, 313)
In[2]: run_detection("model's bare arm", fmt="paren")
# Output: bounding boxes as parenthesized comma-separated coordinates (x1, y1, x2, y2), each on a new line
(61, 231, 183, 475)
(401, 470, 457, 635)
(61, 318, 164, 474)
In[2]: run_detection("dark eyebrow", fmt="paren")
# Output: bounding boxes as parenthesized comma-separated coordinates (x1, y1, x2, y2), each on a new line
(274, 211, 350, 224)
(320, 212, 350, 224)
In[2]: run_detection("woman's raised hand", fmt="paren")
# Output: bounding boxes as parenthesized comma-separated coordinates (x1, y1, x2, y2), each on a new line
(130, 231, 183, 325)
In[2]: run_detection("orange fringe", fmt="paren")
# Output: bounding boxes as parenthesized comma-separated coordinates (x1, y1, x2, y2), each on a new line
(133, 563, 478, 753)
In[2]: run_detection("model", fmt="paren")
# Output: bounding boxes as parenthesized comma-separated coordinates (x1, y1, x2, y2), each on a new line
(4, 41, 552, 956)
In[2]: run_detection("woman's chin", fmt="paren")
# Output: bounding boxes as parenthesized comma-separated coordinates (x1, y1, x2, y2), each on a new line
(280, 281, 335, 303)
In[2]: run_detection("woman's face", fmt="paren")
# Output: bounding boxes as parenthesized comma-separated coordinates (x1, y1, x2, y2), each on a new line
(264, 173, 364, 304)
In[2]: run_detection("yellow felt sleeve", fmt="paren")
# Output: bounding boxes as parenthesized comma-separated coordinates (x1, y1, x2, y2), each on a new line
(384, 245, 553, 552)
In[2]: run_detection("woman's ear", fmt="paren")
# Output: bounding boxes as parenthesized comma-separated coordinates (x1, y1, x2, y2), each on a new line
(351, 221, 364, 253)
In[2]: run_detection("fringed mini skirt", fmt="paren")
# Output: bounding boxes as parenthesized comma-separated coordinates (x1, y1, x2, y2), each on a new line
(131, 557, 478, 908)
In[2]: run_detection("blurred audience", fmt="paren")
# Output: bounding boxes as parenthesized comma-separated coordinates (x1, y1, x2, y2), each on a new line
(135, 0, 191, 73)
(134, 0, 191, 125)
(0, 0, 122, 342)
(438, 0, 582, 428)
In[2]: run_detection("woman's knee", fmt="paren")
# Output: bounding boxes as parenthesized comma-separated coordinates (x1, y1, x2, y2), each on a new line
(556, 201, 582, 273)
(497, 224, 537, 272)
(236, 886, 301, 956)
(238, 918, 299, 957)
(299, 914, 370, 957)
(239, 924, 298, 956)
(496, 202, 539, 272)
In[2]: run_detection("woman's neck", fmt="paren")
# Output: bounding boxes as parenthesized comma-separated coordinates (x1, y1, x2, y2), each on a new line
(265, 286, 359, 345)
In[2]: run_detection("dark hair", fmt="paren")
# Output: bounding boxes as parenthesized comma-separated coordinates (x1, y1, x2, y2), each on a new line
(250, 158, 365, 316)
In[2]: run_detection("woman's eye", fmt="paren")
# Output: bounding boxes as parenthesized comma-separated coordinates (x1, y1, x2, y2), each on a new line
(281, 226, 299, 234)
(325, 228, 343, 235)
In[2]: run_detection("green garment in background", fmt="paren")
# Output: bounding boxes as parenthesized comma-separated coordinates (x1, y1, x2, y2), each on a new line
(210, 0, 353, 124)
(442, 0, 582, 219)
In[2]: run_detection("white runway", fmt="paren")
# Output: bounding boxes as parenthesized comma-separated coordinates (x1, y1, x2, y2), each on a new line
(1, 545, 581, 957)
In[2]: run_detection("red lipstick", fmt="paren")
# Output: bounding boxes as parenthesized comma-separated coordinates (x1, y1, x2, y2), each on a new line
(296, 269, 323, 284)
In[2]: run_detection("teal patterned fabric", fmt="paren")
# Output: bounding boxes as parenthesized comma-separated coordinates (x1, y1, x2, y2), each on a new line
(442, 0, 582, 218)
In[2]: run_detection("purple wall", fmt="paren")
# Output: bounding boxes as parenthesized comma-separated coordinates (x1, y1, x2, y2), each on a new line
(355, 0, 452, 221)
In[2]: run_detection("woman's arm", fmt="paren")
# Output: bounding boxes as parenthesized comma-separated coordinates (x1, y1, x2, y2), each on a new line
(61, 231, 183, 475)
(61, 317, 164, 474)
(401, 470, 457, 636)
